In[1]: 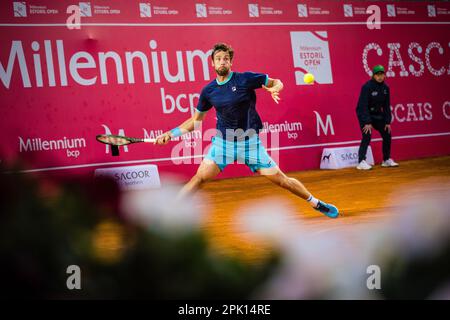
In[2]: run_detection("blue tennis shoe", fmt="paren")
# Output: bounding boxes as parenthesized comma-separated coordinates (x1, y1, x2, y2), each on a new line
(314, 201, 339, 218)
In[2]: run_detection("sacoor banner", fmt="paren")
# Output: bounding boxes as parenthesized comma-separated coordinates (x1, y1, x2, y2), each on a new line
(1, 1, 449, 178)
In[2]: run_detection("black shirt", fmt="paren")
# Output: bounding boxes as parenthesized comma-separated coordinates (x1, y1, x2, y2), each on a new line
(356, 79, 391, 126)
(196, 71, 268, 138)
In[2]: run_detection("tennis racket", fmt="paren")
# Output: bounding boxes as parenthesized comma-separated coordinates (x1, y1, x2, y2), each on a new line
(96, 134, 156, 156)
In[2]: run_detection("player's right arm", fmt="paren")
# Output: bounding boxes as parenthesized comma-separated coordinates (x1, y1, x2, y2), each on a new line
(155, 111, 207, 145)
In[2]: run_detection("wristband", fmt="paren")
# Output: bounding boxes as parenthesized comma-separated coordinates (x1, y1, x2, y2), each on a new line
(170, 127, 183, 138)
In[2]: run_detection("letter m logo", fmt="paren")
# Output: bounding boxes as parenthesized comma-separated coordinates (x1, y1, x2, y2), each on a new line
(313, 111, 335, 136)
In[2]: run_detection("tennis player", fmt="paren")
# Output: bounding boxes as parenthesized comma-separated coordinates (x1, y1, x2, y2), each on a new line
(155, 43, 339, 218)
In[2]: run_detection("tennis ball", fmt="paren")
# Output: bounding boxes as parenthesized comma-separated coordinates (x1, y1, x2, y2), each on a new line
(303, 73, 315, 84)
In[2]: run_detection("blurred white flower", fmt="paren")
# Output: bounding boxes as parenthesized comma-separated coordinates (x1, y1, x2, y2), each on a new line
(387, 190, 450, 260)
(429, 282, 450, 300)
(120, 184, 206, 235)
(234, 197, 301, 244)
(254, 183, 450, 300)
(257, 227, 383, 300)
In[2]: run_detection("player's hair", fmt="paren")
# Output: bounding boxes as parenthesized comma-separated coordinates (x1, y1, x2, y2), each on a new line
(211, 43, 234, 61)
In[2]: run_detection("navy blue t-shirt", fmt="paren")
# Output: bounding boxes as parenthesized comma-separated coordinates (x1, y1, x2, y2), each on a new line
(196, 71, 269, 137)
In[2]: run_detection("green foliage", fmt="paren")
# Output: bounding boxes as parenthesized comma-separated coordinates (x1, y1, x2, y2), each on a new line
(0, 167, 279, 299)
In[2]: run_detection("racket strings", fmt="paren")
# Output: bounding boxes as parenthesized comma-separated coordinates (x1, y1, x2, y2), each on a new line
(97, 135, 130, 146)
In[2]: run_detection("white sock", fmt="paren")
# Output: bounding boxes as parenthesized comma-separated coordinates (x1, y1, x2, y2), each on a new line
(307, 194, 319, 208)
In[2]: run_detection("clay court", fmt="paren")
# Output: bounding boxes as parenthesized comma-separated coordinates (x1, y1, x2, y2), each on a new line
(198, 156, 450, 260)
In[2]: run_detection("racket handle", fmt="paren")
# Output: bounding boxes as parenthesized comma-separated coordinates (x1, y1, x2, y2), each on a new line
(111, 145, 119, 156)
(143, 138, 156, 143)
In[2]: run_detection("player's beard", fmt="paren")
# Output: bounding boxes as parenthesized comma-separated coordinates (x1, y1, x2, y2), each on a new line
(215, 66, 230, 77)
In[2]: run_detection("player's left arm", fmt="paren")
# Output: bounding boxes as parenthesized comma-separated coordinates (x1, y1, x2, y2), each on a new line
(262, 78, 284, 104)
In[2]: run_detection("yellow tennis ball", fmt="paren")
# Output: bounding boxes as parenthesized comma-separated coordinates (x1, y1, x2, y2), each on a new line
(303, 73, 315, 84)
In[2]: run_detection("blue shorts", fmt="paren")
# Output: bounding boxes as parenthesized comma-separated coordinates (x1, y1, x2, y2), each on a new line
(204, 135, 277, 173)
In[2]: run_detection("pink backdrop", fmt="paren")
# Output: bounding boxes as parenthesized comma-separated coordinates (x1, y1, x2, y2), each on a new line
(1, 0, 449, 179)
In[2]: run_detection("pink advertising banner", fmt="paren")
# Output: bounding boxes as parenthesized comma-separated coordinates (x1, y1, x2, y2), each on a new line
(1, 1, 449, 179)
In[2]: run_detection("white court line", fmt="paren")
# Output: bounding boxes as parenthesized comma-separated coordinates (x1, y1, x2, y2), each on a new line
(14, 154, 204, 173)
(267, 132, 450, 152)
(13, 131, 450, 173)
(1, 22, 450, 27)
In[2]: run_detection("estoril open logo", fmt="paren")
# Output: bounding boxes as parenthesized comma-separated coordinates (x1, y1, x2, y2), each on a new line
(13, 2, 27, 17)
(290, 31, 333, 85)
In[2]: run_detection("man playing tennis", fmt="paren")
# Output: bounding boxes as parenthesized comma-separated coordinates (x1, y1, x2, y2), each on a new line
(155, 43, 339, 218)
